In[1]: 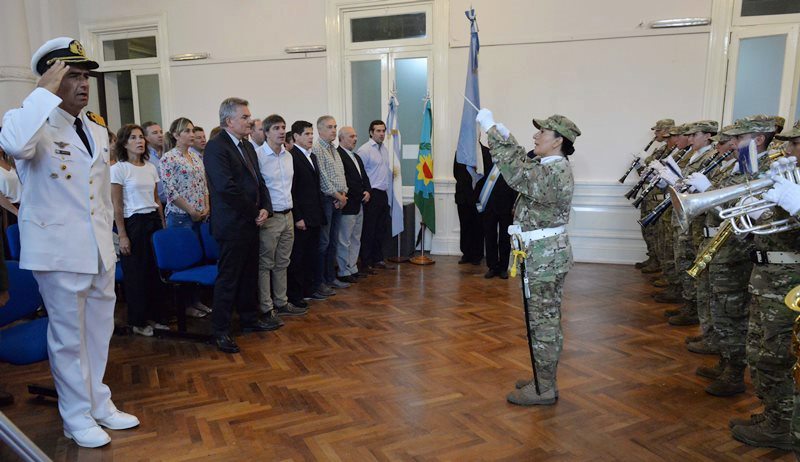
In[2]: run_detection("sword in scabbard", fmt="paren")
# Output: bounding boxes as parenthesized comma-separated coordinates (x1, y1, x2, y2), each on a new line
(511, 233, 540, 395)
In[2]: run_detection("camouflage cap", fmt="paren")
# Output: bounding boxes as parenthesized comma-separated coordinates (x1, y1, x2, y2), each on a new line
(711, 124, 736, 142)
(774, 116, 786, 131)
(685, 120, 719, 135)
(668, 124, 689, 136)
(532, 114, 581, 143)
(650, 118, 675, 131)
(776, 120, 800, 140)
(724, 115, 777, 135)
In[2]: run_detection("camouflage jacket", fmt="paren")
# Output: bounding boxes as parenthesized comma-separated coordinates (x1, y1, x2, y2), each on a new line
(487, 127, 574, 281)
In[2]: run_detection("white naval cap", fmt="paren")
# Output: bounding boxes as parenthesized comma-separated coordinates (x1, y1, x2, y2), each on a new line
(31, 37, 99, 76)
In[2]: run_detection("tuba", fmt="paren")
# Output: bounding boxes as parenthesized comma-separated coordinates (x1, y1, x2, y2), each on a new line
(786, 285, 800, 391)
(787, 285, 800, 312)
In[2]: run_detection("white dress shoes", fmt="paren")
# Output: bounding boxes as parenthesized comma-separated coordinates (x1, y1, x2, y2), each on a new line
(96, 410, 140, 430)
(64, 425, 111, 448)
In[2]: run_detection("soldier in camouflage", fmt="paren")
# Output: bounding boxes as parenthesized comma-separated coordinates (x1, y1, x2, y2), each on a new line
(653, 124, 690, 305)
(668, 121, 720, 329)
(730, 120, 798, 451)
(475, 109, 579, 406)
(637, 119, 674, 274)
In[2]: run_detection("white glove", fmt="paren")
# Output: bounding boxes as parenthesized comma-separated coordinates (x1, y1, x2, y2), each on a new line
(494, 123, 510, 139)
(763, 175, 800, 216)
(742, 195, 766, 221)
(476, 108, 496, 133)
(659, 168, 680, 187)
(685, 172, 712, 193)
(647, 160, 662, 172)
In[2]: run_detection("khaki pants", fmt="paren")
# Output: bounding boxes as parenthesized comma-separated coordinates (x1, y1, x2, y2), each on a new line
(258, 211, 294, 312)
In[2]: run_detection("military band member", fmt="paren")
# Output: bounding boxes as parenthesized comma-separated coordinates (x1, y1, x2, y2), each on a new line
(476, 108, 580, 406)
(0, 37, 139, 448)
(637, 119, 673, 273)
(730, 120, 799, 450)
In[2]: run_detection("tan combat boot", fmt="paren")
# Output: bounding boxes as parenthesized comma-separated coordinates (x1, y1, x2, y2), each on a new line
(705, 364, 746, 396)
(507, 381, 557, 406)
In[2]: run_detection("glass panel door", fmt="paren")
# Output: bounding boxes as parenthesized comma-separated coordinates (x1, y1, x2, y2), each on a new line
(133, 72, 162, 126)
(348, 57, 386, 148)
(394, 56, 429, 186)
(723, 24, 800, 125)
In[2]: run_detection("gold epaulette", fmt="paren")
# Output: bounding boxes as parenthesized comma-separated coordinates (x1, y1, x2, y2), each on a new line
(87, 111, 106, 127)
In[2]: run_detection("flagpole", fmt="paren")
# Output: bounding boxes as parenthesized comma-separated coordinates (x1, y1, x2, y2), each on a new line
(409, 222, 435, 265)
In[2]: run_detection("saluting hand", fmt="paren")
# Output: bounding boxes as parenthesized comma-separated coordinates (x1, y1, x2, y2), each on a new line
(37, 61, 69, 95)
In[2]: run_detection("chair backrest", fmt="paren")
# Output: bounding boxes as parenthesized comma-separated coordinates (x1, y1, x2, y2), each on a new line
(199, 222, 219, 261)
(6, 223, 20, 260)
(0, 261, 43, 328)
(151, 228, 204, 272)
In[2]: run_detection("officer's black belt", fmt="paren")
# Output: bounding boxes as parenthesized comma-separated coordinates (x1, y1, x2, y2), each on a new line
(274, 209, 292, 215)
(750, 250, 800, 265)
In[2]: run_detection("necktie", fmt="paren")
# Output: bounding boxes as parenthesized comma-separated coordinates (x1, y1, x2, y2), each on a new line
(74, 118, 92, 157)
(238, 141, 260, 204)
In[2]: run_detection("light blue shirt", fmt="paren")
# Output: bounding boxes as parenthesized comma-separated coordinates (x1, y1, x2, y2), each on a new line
(356, 138, 389, 191)
(147, 146, 166, 204)
(257, 142, 293, 211)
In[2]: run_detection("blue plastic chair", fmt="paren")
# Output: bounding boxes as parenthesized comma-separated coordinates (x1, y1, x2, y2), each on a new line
(152, 228, 217, 336)
(6, 223, 20, 261)
(0, 261, 48, 365)
(199, 222, 219, 262)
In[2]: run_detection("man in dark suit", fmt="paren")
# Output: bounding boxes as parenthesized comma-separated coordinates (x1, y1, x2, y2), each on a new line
(203, 97, 275, 354)
(336, 126, 371, 283)
(477, 142, 517, 279)
(287, 120, 326, 305)
(453, 154, 483, 265)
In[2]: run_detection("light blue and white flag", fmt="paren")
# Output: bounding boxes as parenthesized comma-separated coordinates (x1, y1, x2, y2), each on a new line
(455, 8, 482, 181)
(386, 94, 405, 237)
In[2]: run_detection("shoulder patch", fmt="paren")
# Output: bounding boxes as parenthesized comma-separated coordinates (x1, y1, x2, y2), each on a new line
(87, 111, 106, 127)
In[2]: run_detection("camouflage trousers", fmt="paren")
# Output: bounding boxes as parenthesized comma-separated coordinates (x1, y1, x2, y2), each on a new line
(640, 193, 660, 260)
(655, 209, 679, 286)
(707, 258, 752, 365)
(523, 273, 567, 391)
(746, 293, 795, 423)
(693, 227, 714, 337)
(673, 220, 697, 310)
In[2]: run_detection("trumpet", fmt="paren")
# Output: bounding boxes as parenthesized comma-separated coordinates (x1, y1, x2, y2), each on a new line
(670, 152, 788, 232)
(718, 157, 800, 235)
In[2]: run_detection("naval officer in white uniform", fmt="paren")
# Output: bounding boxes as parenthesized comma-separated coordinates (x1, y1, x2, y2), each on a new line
(0, 37, 139, 448)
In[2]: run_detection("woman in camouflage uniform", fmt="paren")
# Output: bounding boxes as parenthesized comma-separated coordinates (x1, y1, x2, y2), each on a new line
(476, 109, 580, 406)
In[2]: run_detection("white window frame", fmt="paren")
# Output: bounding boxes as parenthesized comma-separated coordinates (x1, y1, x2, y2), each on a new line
(722, 23, 800, 125)
(733, 0, 800, 27)
(343, 3, 433, 51)
(80, 15, 172, 125)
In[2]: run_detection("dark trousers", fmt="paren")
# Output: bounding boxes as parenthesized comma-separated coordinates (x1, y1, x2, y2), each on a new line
(457, 203, 483, 262)
(288, 225, 320, 303)
(120, 211, 166, 327)
(212, 236, 260, 336)
(483, 210, 513, 271)
(360, 189, 389, 266)
(316, 199, 341, 286)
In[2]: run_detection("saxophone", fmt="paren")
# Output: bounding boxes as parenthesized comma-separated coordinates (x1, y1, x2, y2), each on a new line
(686, 221, 734, 278)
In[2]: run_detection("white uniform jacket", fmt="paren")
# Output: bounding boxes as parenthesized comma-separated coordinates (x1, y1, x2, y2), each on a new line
(0, 88, 115, 274)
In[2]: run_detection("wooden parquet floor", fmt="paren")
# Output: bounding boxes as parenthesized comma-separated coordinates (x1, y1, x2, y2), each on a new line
(0, 258, 794, 461)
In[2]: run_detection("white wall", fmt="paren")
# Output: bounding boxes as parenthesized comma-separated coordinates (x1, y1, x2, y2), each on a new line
(19, 0, 718, 263)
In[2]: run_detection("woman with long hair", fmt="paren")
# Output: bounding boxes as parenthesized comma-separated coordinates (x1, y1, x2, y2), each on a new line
(111, 124, 168, 336)
(160, 117, 211, 318)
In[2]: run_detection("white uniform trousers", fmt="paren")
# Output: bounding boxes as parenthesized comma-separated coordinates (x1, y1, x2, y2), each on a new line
(33, 265, 117, 432)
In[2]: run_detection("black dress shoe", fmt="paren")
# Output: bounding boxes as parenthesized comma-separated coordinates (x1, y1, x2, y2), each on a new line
(484, 269, 498, 279)
(499, 271, 509, 279)
(215, 334, 240, 354)
(290, 299, 309, 308)
(338, 275, 357, 283)
(353, 272, 368, 279)
(470, 259, 482, 266)
(242, 316, 282, 332)
(458, 258, 470, 264)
